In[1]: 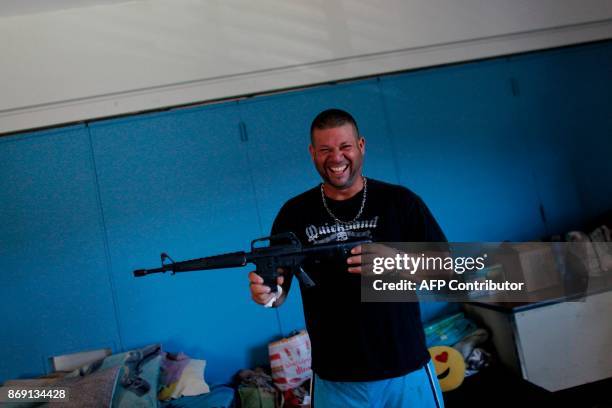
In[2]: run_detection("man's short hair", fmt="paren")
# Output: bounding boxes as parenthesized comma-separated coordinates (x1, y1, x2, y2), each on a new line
(310, 109, 360, 144)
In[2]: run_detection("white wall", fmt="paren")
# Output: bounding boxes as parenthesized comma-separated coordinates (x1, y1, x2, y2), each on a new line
(1, 0, 611, 134)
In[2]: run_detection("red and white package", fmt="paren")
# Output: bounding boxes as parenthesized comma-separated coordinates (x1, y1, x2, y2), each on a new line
(268, 330, 312, 391)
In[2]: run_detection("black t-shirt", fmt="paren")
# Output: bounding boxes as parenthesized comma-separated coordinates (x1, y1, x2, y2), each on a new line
(271, 178, 446, 381)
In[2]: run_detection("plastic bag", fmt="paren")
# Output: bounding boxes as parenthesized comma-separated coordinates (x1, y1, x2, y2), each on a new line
(268, 330, 312, 391)
(424, 313, 476, 347)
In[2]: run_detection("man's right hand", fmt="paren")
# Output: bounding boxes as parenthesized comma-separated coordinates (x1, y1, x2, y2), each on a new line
(248, 271, 285, 306)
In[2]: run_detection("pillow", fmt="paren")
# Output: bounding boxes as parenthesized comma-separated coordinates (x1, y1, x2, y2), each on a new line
(51, 348, 112, 372)
(158, 356, 210, 400)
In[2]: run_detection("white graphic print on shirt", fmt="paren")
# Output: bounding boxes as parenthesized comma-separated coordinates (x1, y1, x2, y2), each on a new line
(304, 216, 379, 244)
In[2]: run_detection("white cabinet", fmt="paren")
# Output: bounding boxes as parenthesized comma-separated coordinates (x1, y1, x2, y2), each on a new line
(464, 290, 612, 391)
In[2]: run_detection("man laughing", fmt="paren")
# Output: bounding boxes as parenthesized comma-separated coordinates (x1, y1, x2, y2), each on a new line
(249, 109, 446, 408)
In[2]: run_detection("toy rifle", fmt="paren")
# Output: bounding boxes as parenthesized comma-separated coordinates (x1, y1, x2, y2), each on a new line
(133, 232, 370, 292)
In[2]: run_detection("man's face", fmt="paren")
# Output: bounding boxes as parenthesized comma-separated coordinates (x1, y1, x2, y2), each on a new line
(309, 124, 365, 190)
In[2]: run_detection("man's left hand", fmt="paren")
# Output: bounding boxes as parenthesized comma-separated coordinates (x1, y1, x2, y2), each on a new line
(347, 243, 399, 274)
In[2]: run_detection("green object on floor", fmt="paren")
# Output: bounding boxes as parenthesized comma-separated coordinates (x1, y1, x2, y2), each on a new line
(238, 386, 277, 408)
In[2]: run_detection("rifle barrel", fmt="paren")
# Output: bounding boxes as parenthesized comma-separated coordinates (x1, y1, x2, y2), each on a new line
(172, 251, 247, 272)
(133, 251, 247, 277)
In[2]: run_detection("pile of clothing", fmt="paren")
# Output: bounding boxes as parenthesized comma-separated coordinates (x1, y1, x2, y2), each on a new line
(233, 367, 311, 408)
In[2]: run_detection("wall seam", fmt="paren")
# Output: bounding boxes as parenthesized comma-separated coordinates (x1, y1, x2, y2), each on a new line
(376, 78, 402, 185)
(237, 104, 286, 337)
(85, 124, 125, 352)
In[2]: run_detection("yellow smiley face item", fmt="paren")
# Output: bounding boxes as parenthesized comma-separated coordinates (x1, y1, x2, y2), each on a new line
(428, 346, 466, 392)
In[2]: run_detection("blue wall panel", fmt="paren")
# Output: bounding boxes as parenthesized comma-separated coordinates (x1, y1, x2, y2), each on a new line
(88, 104, 279, 383)
(381, 59, 547, 242)
(515, 43, 612, 220)
(506, 47, 593, 235)
(0, 126, 121, 381)
(508, 42, 612, 221)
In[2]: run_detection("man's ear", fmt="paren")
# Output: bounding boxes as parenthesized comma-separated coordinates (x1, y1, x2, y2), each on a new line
(308, 144, 315, 160)
(358, 137, 366, 154)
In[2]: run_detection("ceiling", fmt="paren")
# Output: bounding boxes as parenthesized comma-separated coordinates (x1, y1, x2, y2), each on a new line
(0, 0, 138, 17)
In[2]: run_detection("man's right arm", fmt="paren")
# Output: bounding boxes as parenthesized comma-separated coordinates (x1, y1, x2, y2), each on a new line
(248, 269, 290, 307)
(248, 202, 295, 307)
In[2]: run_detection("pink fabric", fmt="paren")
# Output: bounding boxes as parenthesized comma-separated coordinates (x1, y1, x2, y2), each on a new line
(160, 352, 191, 386)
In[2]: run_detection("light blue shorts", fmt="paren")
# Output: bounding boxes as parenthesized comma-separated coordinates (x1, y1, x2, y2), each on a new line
(313, 361, 444, 408)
